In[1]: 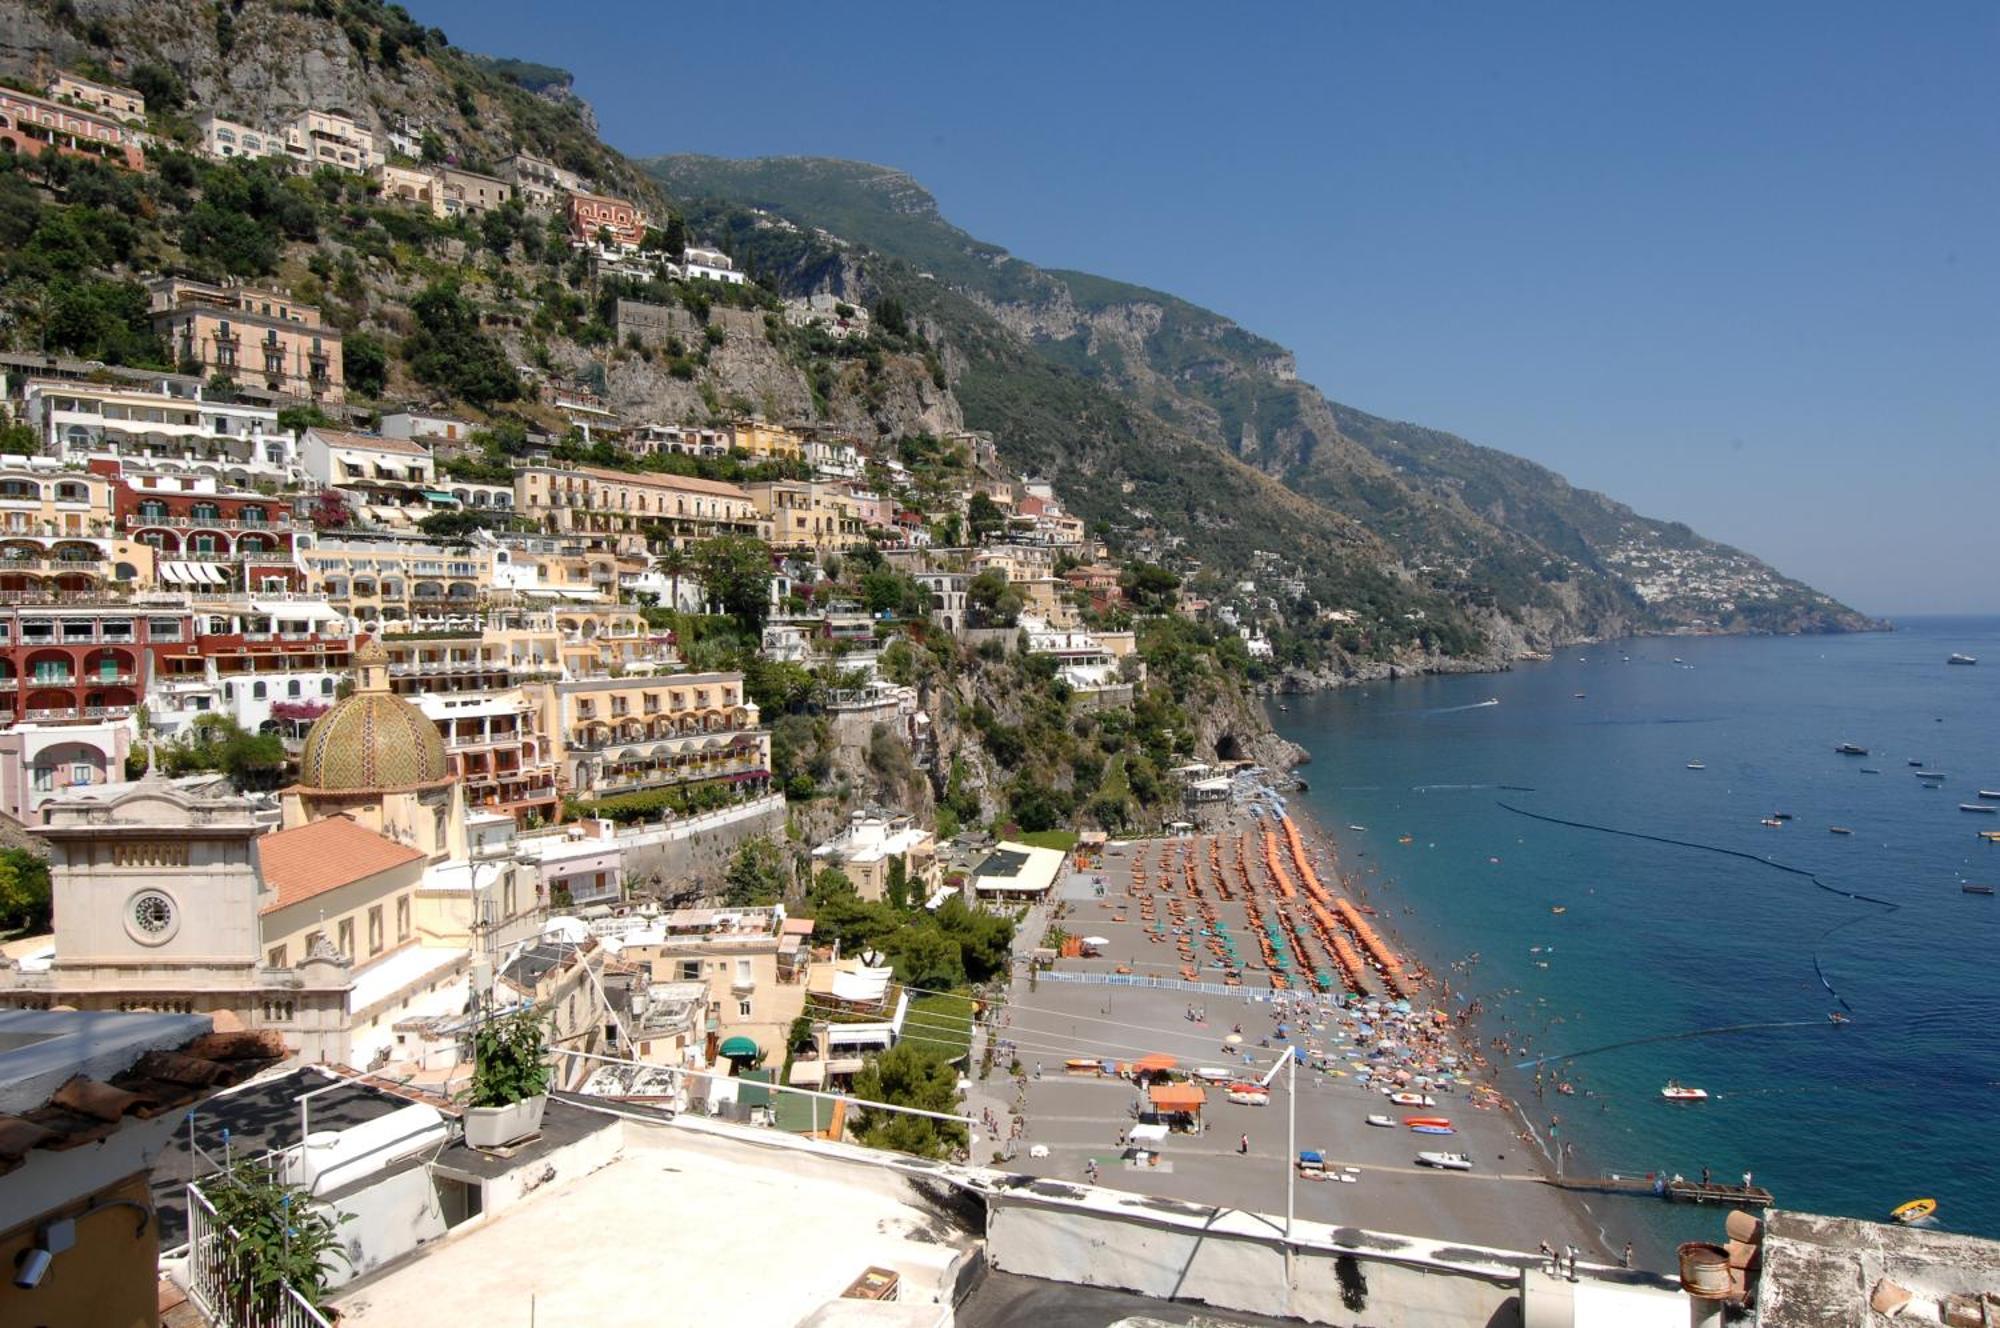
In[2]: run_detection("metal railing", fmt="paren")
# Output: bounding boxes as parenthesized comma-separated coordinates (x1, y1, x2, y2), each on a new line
(183, 1183, 334, 1328)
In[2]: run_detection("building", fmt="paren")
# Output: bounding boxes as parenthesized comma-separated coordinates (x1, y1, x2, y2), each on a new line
(0, 85, 144, 170)
(566, 191, 645, 250)
(0, 717, 133, 821)
(415, 688, 560, 823)
(811, 810, 940, 904)
(968, 841, 1068, 905)
(500, 151, 587, 210)
(45, 70, 145, 121)
(25, 377, 288, 480)
(148, 278, 344, 404)
(627, 422, 729, 459)
(680, 244, 745, 284)
(192, 110, 282, 163)
(555, 671, 769, 802)
(597, 905, 808, 1065)
(0, 601, 186, 732)
(748, 479, 866, 555)
(301, 426, 436, 501)
(373, 161, 437, 209)
(434, 165, 512, 217)
(0, 1010, 283, 1328)
(298, 532, 496, 632)
(0, 460, 157, 600)
(380, 410, 475, 444)
(115, 468, 301, 592)
(729, 420, 806, 461)
(283, 108, 381, 172)
(145, 597, 352, 739)
(514, 464, 765, 555)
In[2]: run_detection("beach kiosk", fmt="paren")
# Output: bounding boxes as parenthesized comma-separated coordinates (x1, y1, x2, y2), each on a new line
(1133, 1052, 1179, 1084)
(1147, 1081, 1207, 1133)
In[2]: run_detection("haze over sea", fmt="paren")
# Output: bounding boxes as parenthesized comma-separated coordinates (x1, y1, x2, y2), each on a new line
(1270, 616, 2000, 1250)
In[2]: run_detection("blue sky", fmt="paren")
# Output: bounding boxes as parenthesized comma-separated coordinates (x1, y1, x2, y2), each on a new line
(419, 2, 1997, 614)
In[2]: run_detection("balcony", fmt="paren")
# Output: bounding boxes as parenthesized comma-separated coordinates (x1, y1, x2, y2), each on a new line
(124, 514, 289, 531)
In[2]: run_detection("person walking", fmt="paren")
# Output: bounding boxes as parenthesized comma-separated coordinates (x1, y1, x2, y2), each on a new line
(1622, 1242, 1634, 1269)
(1239, 1133, 1250, 1155)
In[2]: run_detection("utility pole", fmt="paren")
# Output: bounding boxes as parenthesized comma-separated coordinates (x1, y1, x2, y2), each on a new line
(1285, 1046, 1297, 1285)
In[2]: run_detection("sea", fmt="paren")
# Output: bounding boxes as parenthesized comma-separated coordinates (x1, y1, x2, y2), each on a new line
(1269, 615, 2000, 1252)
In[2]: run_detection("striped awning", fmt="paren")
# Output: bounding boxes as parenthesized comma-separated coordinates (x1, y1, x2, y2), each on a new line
(160, 561, 228, 586)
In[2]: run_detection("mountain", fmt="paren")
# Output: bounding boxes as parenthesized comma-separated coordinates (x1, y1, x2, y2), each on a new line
(646, 156, 1878, 664)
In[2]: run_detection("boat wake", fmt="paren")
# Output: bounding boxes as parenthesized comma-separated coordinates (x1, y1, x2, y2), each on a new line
(1496, 800, 1900, 1012)
(1516, 1019, 1829, 1070)
(1422, 699, 1502, 715)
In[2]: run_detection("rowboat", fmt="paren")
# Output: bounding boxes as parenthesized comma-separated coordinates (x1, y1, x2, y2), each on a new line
(1389, 1091, 1436, 1108)
(1892, 1198, 1937, 1224)
(1416, 1151, 1473, 1171)
(1226, 1084, 1271, 1106)
(1829, 826, 1853, 835)
(1661, 1082, 1709, 1102)
(1403, 1116, 1453, 1130)
(1410, 1124, 1456, 1135)
(1365, 1114, 1395, 1128)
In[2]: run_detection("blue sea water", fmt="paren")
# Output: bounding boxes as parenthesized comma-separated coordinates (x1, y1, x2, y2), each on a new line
(1269, 616, 2000, 1249)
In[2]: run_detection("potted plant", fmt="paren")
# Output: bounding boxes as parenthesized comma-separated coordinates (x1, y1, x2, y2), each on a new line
(463, 1005, 551, 1148)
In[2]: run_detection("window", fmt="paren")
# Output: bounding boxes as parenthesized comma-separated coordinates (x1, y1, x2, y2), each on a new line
(738, 1000, 752, 1018)
(268, 945, 288, 968)
(252, 681, 266, 699)
(31, 766, 54, 793)
(735, 958, 752, 985)
(337, 918, 354, 959)
(305, 929, 324, 955)
(367, 905, 384, 955)
(678, 959, 701, 981)
(396, 895, 410, 940)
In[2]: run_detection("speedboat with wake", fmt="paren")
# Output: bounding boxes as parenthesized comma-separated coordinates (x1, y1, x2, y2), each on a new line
(1661, 1081, 1710, 1102)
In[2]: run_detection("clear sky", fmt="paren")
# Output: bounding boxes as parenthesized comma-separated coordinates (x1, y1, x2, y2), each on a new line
(417, 2, 1997, 615)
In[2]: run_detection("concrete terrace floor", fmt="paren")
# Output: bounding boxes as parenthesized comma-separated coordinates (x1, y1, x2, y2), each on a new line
(973, 832, 1616, 1259)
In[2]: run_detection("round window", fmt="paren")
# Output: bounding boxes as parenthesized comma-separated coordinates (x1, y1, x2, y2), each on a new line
(126, 889, 179, 945)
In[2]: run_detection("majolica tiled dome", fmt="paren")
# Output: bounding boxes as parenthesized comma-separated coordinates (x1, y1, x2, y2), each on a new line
(296, 639, 448, 791)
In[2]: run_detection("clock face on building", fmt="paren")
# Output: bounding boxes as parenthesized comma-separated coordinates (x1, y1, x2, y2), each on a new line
(126, 889, 179, 944)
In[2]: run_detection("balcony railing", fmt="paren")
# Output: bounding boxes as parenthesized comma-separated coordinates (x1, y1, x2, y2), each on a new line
(125, 514, 289, 531)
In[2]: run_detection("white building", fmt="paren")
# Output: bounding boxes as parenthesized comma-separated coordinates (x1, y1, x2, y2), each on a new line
(678, 245, 745, 285)
(810, 810, 939, 904)
(193, 111, 284, 163)
(25, 378, 289, 480)
(380, 411, 476, 444)
(301, 427, 436, 490)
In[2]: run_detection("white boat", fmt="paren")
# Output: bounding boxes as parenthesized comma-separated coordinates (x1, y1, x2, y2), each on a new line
(1979, 791, 2000, 801)
(1388, 1091, 1436, 1108)
(1948, 654, 1977, 666)
(1365, 1114, 1396, 1128)
(1960, 804, 1998, 815)
(1661, 1081, 1709, 1102)
(1686, 761, 1706, 770)
(1416, 1151, 1473, 1171)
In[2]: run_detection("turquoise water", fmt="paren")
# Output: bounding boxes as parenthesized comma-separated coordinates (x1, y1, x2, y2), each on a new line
(1270, 617, 2000, 1249)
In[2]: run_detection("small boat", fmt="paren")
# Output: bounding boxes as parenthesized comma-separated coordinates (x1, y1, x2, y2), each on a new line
(1982, 831, 2000, 843)
(1760, 818, 1784, 828)
(1365, 1114, 1396, 1128)
(1979, 791, 2000, 801)
(1349, 824, 1367, 831)
(1686, 761, 1706, 770)
(1403, 1116, 1453, 1129)
(1410, 1124, 1456, 1136)
(1892, 1198, 1938, 1223)
(1860, 768, 1882, 774)
(1909, 760, 1926, 767)
(1416, 1151, 1473, 1171)
(1572, 692, 1587, 699)
(1661, 1082, 1709, 1102)
(1771, 812, 1793, 821)
(1835, 743, 1869, 756)
(1227, 1083, 1271, 1106)
(1829, 826, 1853, 835)
(1397, 835, 1414, 845)
(1948, 654, 1977, 666)
(1550, 905, 1567, 915)
(1389, 1091, 1436, 1108)
(1964, 884, 1996, 896)
(1961, 804, 1998, 815)
(1916, 771, 1947, 782)
(1828, 1012, 1850, 1025)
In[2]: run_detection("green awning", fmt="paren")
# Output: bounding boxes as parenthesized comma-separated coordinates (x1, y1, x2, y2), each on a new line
(719, 1036, 760, 1059)
(422, 490, 460, 504)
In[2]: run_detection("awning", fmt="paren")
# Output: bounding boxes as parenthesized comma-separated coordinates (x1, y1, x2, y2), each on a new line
(787, 1060, 826, 1088)
(422, 490, 460, 504)
(1134, 1053, 1178, 1074)
(1148, 1083, 1206, 1112)
(827, 967, 891, 1004)
(1129, 1122, 1170, 1143)
(163, 561, 228, 586)
(250, 597, 337, 621)
(719, 1036, 759, 1059)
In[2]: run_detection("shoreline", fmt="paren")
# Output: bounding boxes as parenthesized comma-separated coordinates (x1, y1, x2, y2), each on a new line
(1272, 779, 1628, 1260)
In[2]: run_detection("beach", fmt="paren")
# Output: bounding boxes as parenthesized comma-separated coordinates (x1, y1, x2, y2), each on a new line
(965, 794, 1624, 1263)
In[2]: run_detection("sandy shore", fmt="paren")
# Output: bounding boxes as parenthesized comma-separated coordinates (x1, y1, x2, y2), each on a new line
(973, 800, 1621, 1262)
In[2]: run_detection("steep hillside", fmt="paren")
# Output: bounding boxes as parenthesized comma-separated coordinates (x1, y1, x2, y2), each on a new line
(648, 156, 1875, 649)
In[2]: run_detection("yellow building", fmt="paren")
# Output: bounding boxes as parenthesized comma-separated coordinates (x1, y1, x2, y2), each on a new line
(0, 462, 156, 598)
(727, 420, 805, 462)
(514, 464, 767, 554)
(148, 277, 344, 405)
(747, 479, 867, 555)
(555, 671, 770, 801)
(612, 907, 811, 1065)
(299, 534, 497, 629)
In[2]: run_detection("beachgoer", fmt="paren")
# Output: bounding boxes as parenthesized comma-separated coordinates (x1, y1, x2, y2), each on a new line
(1701, 1167, 1711, 1187)
(1239, 1133, 1250, 1155)
(1743, 1170, 1753, 1188)
(1622, 1242, 1634, 1269)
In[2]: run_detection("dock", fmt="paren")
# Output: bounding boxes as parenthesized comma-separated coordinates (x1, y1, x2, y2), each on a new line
(1542, 1175, 1774, 1209)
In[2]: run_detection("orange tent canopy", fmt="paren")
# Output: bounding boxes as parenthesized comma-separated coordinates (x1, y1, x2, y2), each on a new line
(1149, 1082, 1206, 1112)
(1134, 1053, 1179, 1073)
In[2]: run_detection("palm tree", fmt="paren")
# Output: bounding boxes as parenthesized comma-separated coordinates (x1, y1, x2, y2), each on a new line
(655, 544, 692, 612)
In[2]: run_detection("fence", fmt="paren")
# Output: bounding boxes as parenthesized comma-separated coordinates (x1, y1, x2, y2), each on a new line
(183, 1182, 333, 1328)
(1035, 970, 1265, 1000)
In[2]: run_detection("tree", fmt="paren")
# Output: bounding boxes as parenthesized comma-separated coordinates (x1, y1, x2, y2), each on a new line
(419, 509, 504, 542)
(0, 848, 52, 933)
(662, 212, 687, 259)
(310, 491, 353, 531)
(966, 491, 1005, 543)
(1122, 562, 1181, 613)
(403, 282, 521, 406)
(344, 331, 389, 398)
(276, 405, 331, 434)
(888, 925, 965, 990)
(723, 839, 785, 907)
(873, 296, 909, 339)
(849, 1042, 966, 1159)
(966, 569, 1023, 628)
(885, 856, 910, 912)
(690, 535, 773, 629)
(0, 423, 38, 457)
(654, 544, 692, 611)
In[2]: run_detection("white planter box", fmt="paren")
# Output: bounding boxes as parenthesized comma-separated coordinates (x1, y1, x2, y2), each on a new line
(463, 1093, 547, 1149)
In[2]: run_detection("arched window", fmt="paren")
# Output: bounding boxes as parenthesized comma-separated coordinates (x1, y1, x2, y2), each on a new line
(252, 681, 266, 699)
(321, 678, 334, 695)
(137, 500, 168, 521)
(191, 503, 220, 522)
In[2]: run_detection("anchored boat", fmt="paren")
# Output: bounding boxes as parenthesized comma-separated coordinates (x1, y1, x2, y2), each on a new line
(1892, 1198, 1938, 1224)
(1661, 1082, 1710, 1102)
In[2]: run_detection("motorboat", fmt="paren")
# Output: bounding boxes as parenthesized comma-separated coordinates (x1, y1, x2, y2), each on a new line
(1860, 768, 1881, 774)
(1948, 654, 1977, 666)
(1771, 812, 1793, 821)
(1389, 1091, 1436, 1108)
(1835, 743, 1869, 756)
(1961, 804, 1998, 815)
(1964, 884, 1996, 897)
(1365, 1114, 1396, 1128)
(1916, 771, 1947, 782)
(1909, 760, 1926, 767)
(1661, 1082, 1709, 1102)
(1686, 761, 1706, 770)
(1828, 1012, 1850, 1025)
(1980, 791, 2000, 801)
(1892, 1197, 1938, 1223)
(1416, 1152, 1473, 1171)
(1760, 818, 1784, 828)
(1829, 826, 1853, 835)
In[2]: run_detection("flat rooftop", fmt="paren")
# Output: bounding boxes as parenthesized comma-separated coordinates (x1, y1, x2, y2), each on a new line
(333, 1122, 975, 1328)
(1758, 1209, 2000, 1327)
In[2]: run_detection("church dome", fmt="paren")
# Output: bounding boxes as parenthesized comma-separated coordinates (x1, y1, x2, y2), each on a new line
(295, 638, 448, 791)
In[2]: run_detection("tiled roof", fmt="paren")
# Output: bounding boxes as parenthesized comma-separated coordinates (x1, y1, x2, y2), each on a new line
(311, 427, 431, 457)
(574, 465, 750, 500)
(0, 1029, 287, 1177)
(257, 816, 426, 914)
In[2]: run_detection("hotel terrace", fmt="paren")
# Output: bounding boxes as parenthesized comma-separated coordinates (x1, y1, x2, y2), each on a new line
(514, 464, 768, 555)
(556, 671, 770, 802)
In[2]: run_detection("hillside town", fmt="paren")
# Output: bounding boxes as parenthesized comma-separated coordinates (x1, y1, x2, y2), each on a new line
(0, 41, 1965, 1328)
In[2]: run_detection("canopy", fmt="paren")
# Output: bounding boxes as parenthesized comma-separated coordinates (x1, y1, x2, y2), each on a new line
(719, 1036, 760, 1059)
(249, 596, 339, 621)
(422, 490, 460, 504)
(1148, 1083, 1205, 1112)
(1128, 1123, 1169, 1143)
(161, 561, 228, 586)
(1081, 936, 1111, 947)
(1134, 1053, 1178, 1073)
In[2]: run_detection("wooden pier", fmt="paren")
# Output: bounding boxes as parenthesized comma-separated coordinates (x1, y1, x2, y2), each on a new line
(1542, 1175, 1774, 1209)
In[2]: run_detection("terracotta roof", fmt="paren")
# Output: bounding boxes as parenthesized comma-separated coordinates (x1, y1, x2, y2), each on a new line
(257, 816, 426, 914)
(0, 1029, 286, 1177)
(575, 465, 750, 500)
(310, 427, 432, 457)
